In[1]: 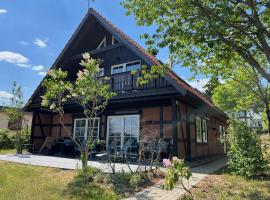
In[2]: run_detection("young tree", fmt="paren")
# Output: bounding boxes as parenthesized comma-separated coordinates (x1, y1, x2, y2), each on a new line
(5, 82, 29, 153)
(41, 53, 115, 169)
(122, 0, 270, 82)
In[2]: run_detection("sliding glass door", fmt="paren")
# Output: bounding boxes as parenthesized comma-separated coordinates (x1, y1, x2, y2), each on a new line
(107, 115, 139, 152)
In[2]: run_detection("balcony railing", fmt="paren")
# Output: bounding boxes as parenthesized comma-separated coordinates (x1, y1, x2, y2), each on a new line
(106, 71, 170, 92)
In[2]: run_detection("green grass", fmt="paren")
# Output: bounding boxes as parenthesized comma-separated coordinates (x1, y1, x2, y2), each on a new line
(0, 161, 76, 200)
(0, 149, 17, 154)
(182, 168, 270, 200)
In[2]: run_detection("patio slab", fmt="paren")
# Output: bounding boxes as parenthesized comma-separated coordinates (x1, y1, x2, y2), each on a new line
(0, 153, 144, 173)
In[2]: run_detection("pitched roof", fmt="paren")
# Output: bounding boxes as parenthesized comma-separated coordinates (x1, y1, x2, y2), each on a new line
(90, 9, 224, 114)
(25, 8, 226, 117)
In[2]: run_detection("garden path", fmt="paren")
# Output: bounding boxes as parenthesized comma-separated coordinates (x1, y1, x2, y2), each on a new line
(125, 157, 227, 200)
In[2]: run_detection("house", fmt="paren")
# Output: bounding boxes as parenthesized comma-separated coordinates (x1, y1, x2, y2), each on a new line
(24, 8, 227, 161)
(0, 106, 32, 130)
(237, 110, 263, 129)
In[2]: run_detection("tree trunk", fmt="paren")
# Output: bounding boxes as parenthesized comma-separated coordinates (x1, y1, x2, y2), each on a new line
(266, 106, 270, 135)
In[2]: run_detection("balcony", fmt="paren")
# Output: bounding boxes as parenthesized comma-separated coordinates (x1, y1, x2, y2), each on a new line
(107, 71, 171, 93)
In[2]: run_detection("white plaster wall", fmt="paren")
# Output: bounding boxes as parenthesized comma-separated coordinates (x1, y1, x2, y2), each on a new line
(0, 112, 9, 129)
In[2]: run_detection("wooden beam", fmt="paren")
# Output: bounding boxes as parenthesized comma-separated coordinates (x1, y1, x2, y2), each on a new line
(71, 43, 123, 60)
(160, 106, 164, 138)
(49, 113, 53, 137)
(172, 97, 178, 156)
(36, 112, 46, 140)
(30, 112, 37, 146)
(185, 104, 191, 161)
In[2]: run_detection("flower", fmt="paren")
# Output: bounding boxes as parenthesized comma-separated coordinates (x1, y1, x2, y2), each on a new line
(163, 158, 172, 168)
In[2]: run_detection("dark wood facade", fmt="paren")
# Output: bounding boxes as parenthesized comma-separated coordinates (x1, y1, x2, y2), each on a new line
(26, 8, 227, 161)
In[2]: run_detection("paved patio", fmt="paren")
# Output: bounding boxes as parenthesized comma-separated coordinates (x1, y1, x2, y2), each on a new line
(0, 153, 145, 173)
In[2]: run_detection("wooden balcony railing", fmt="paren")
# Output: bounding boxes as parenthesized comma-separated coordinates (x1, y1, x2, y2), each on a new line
(106, 71, 170, 92)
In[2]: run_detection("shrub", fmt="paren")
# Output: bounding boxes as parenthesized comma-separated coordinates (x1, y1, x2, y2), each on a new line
(163, 157, 192, 192)
(0, 129, 15, 149)
(66, 167, 119, 200)
(129, 173, 143, 188)
(227, 119, 267, 177)
(261, 134, 270, 166)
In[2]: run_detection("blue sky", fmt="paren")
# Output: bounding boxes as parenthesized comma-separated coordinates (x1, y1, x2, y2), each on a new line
(0, 0, 206, 106)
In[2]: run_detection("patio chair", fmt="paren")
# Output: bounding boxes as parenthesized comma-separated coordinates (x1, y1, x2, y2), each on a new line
(120, 138, 138, 160)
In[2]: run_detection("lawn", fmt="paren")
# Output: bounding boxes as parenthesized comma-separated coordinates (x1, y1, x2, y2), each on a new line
(0, 161, 76, 200)
(182, 168, 270, 200)
(0, 149, 18, 155)
(0, 153, 159, 200)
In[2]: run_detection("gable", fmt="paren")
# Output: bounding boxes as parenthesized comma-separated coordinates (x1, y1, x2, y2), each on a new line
(25, 8, 227, 119)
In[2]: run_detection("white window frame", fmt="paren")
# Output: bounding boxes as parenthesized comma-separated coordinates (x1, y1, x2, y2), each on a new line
(111, 60, 141, 74)
(112, 35, 115, 45)
(73, 118, 100, 142)
(98, 68, 104, 77)
(202, 119, 208, 143)
(97, 36, 106, 49)
(196, 116, 202, 143)
(106, 114, 140, 149)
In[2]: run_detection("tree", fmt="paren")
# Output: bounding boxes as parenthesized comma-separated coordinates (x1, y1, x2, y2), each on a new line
(122, 0, 270, 82)
(212, 66, 270, 133)
(4, 82, 29, 153)
(203, 75, 220, 99)
(41, 53, 115, 169)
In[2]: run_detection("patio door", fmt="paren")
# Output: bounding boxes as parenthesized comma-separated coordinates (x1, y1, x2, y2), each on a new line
(106, 115, 140, 151)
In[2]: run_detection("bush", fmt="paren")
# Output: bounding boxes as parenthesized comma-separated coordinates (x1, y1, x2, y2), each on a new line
(227, 119, 267, 177)
(0, 128, 30, 153)
(129, 173, 143, 188)
(0, 129, 15, 149)
(261, 134, 270, 166)
(163, 157, 192, 191)
(66, 167, 119, 200)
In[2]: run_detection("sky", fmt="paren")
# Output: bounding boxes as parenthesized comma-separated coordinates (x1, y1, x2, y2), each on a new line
(0, 0, 207, 106)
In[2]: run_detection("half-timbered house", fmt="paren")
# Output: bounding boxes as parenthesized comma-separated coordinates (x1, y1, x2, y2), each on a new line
(25, 8, 227, 161)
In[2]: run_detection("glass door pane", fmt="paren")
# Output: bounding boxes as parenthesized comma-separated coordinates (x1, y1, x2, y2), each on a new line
(123, 115, 139, 154)
(87, 118, 100, 141)
(74, 119, 87, 144)
(107, 117, 123, 151)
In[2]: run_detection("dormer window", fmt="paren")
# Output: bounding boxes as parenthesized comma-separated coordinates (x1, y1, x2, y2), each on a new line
(111, 61, 141, 74)
(97, 36, 106, 49)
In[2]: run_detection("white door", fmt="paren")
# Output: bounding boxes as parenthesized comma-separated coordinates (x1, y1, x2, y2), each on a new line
(106, 115, 140, 151)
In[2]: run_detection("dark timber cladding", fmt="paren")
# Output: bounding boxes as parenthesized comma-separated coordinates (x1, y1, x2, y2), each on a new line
(25, 8, 228, 160)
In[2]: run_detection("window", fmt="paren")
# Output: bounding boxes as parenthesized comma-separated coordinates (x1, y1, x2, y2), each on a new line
(98, 68, 104, 77)
(196, 116, 208, 143)
(219, 125, 225, 140)
(196, 116, 202, 143)
(111, 65, 124, 74)
(126, 61, 141, 72)
(73, 118, 100, 144)
(111, 61, 141, 74)
(202, 119, 208, 142)
(107, 115, 139, 154)
(97, 36, 106, 49)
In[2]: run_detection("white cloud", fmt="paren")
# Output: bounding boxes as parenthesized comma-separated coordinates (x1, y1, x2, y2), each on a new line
(0, 51, 30, 67)
(0, 91, 12, 99)
(188, 78, 209, 92)
(32, 65, 44, 71)
(33, 38, 47, 48)
(20, 41, 29, 45)
(17, 63, 31, 68)
(0, 9, 7, 15)
(38, 71, 47, 76)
